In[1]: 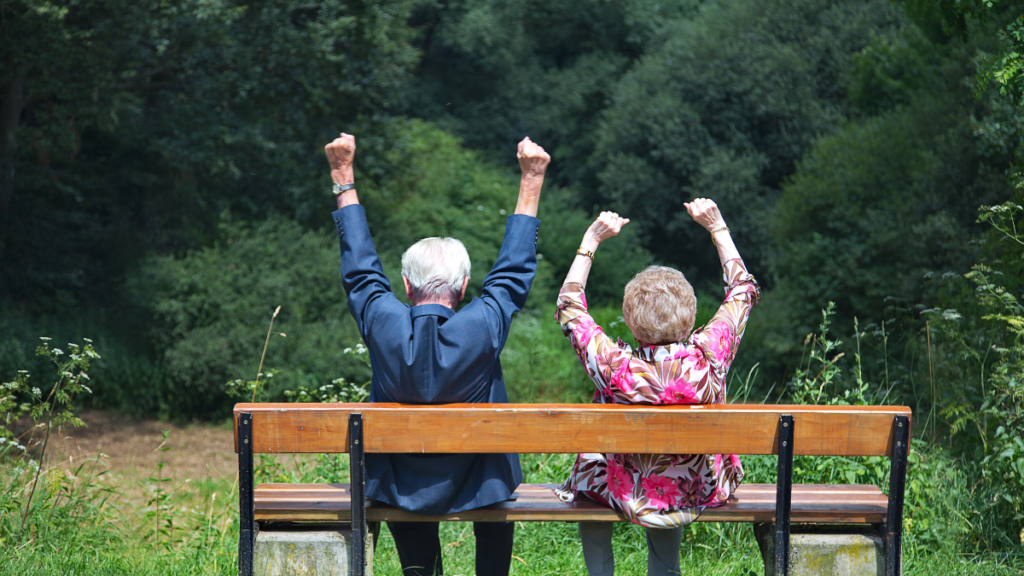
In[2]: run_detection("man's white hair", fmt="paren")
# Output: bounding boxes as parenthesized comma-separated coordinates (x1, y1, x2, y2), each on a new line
(401, 237, 471, 306)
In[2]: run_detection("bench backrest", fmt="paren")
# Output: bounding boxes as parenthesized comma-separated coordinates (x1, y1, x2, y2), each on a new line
(232, 403, 912, 457)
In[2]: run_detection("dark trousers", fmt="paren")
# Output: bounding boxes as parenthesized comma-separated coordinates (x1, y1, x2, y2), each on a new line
(386, 521, 515, 576)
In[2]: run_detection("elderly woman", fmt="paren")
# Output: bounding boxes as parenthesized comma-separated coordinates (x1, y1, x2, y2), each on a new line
(554, 198, 760, 576)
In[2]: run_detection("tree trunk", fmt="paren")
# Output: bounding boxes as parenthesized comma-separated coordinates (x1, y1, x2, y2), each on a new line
(0, 70, 26, 256)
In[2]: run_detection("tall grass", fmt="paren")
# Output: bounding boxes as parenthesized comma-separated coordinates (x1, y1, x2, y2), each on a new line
(0, 445, 1021, 576)
(0, 460, 239, 576)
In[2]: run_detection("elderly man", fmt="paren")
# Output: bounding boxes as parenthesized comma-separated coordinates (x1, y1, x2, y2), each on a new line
(326, 132, 549, 576)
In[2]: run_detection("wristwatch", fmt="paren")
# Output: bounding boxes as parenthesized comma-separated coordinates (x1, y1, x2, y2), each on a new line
(333, 183, 356, 196)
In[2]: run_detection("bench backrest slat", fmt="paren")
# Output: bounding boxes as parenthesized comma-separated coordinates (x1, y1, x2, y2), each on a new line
(233, 403, 911, 457)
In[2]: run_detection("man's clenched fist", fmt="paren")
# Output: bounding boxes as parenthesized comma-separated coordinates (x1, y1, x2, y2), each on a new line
(517, 137, 550, 180)
(325, 133, 356, 172)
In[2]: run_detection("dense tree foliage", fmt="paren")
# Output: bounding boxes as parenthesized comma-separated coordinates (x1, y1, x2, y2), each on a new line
(743, 10, 1024, 367)
(405, 0, 906, 280)
(0, 0, 417, 309)
(1, 0, 1022, 423)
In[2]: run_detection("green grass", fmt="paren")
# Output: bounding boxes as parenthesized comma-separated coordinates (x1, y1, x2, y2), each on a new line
(4, 447, 1022, 575)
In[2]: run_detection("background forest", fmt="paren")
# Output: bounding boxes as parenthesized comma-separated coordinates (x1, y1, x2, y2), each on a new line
(2, 0, 1024, 573)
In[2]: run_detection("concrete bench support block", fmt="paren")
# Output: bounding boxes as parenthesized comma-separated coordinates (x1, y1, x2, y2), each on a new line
(254, 524, 373, 576)
(754, 523, 885, 576)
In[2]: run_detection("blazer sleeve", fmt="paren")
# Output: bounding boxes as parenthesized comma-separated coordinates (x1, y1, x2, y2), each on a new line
(333, 205, 393, 337)
(478, 214, 540, 345)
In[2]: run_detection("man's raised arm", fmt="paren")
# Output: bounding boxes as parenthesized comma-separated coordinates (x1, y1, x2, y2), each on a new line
(478, 138, 550, 339)
(327, 133, 392, 336)
(514, 137, 550, 217)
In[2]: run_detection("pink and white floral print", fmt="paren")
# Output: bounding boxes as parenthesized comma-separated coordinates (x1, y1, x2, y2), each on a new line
(554, 258, 760, 528)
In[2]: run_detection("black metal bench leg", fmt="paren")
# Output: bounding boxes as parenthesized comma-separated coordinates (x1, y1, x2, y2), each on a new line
(886, 415, 910, 576)
(350, 413, 366, 576)
(775, 414, 794, 576)
(238, 413, 255, 576)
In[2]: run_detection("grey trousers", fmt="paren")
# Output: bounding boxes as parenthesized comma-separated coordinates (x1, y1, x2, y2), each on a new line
(578, 521, 684, 576)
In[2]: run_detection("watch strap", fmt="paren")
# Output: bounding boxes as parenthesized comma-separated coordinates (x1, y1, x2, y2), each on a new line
(333, 183, 356, 196)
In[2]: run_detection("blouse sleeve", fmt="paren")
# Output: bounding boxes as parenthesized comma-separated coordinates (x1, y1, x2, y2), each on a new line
(555, 283, 662, 404)
(690, 258, 761, 403)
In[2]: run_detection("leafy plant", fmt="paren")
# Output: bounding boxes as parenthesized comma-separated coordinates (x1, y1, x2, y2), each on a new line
(0, 337, 98, 543)
(926, 202, 1024, 547)
(282, 343, 371, 404)
(785, 303, 879, 406)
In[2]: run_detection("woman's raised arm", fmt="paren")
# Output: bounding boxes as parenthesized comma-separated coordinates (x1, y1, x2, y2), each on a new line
(562, 211, 630, 289)
(686, 198, 760, 400)
(684, 198, 739, 267)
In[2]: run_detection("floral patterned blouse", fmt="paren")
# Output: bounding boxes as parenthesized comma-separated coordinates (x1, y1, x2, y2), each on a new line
(554, 258, 760, 528)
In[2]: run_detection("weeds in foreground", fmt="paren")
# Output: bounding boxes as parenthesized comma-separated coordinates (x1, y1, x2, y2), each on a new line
(0, 337, 98, 546)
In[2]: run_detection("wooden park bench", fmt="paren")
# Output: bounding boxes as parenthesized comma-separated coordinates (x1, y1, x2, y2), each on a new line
(234, 403, 911, 576)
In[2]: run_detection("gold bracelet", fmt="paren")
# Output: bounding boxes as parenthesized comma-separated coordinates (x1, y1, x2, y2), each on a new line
(709, 226, 730, 235)
(576, 247, 595, 261)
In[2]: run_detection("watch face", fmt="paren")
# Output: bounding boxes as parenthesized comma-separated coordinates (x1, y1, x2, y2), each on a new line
(333, 184, 343, 196)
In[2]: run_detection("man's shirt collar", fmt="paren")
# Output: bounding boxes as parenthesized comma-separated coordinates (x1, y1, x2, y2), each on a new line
(410, 303, 456, 321)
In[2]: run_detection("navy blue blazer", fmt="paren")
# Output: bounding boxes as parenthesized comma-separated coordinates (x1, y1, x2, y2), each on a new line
(332, 205, 539, 515)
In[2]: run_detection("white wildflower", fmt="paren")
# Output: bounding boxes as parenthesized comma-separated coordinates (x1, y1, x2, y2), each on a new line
(39, 337, 51, 341)
(53, 349, 64, 356)
(31, 388, 41, 396)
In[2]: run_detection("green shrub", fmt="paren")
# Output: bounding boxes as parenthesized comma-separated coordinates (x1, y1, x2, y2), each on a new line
(923, 202, 1024, 549)
(128, 215, 368, 418)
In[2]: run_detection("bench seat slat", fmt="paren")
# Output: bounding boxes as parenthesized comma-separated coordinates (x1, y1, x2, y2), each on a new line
(254, 483, 888, 524)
